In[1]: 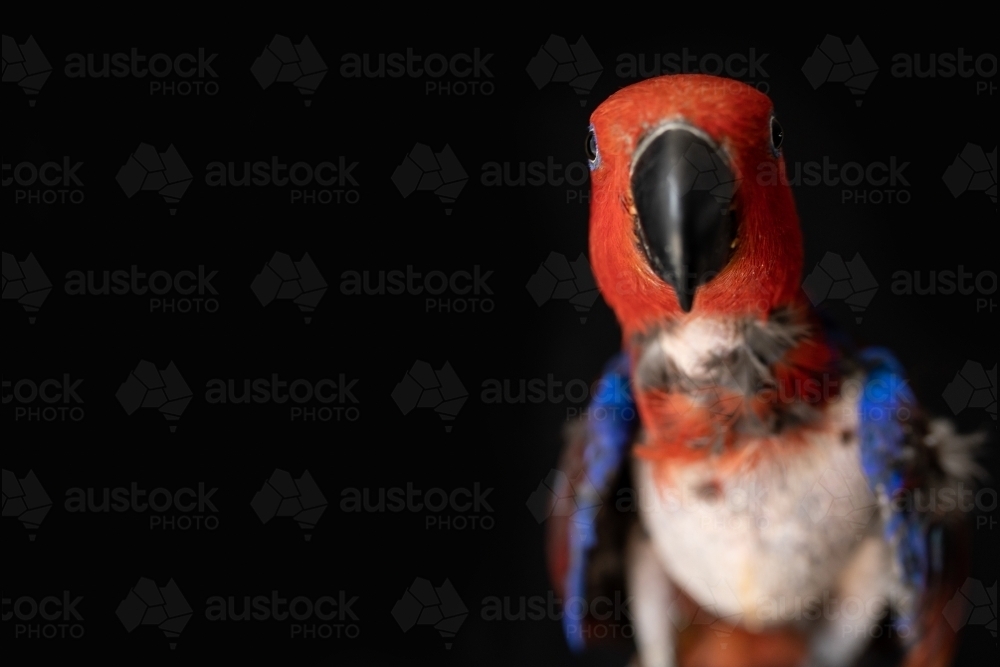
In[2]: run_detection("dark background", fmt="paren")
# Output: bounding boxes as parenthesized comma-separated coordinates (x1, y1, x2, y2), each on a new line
(3, 19, 995, 666)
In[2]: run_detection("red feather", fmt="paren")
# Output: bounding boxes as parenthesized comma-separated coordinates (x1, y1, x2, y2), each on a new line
(588, 74, 805, 338)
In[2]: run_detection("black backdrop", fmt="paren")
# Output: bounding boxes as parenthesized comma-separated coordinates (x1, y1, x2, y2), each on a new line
(3, 18, 996, 667)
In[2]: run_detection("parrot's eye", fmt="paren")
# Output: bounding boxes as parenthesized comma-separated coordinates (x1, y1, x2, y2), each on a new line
(770, 117, 783, 156)
(586, 126, 600, 170)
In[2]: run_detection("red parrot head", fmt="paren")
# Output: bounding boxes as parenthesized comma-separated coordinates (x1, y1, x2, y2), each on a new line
(587, 74, 804, 338)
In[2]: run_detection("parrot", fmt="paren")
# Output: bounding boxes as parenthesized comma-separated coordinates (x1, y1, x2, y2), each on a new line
(544, 74, 986, 667)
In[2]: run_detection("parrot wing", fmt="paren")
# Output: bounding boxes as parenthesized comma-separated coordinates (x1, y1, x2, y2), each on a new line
(544, 350, 638, 653)
(855, 346, 984, 665)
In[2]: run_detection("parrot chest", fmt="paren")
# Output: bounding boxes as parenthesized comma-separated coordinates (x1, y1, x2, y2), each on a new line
(632, 392, 883, 628)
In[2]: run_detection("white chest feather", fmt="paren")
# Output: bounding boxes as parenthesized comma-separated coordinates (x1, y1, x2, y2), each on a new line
(633, 393, 883, 630)
(636, 317, 740, 380)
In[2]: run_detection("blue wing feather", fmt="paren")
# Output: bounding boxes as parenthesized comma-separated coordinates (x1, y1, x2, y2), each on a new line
(564, 350, 636, 651)
(856, 347, 928, 627)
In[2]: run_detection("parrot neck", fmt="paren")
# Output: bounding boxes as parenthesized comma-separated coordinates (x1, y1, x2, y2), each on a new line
(627, 304, 839, 462)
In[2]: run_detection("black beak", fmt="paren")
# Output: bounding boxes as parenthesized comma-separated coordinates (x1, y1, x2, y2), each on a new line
(630, 126, 738, 312)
